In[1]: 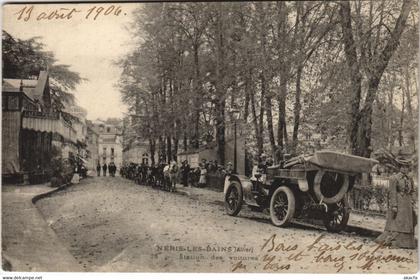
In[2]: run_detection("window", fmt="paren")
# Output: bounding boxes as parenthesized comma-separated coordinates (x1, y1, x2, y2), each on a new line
(142, 153, 148, 165)
(107, 127, 111, 133)
(111, 148, 114, 156)
(103, 147, 107, 157)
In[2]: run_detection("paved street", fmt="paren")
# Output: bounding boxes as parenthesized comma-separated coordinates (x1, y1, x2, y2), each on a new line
(34, 176, 417, 273)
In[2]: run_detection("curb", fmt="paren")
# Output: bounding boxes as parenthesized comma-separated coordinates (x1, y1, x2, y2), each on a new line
(29, 182, 84, 272)
(3, 181, 83, 272)
(31, 182, 73, 204)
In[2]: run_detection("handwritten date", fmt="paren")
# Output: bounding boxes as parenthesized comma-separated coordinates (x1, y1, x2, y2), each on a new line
(15, 5, 123, 22)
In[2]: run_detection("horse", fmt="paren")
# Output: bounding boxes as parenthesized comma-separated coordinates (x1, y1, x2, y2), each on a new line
(163, 162, 179, 192)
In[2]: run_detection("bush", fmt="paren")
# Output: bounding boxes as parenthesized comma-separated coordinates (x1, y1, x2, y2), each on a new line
(49, 146, 75, 187)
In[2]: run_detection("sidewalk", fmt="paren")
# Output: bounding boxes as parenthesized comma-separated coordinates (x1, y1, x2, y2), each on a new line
(2, 183, 83, 272)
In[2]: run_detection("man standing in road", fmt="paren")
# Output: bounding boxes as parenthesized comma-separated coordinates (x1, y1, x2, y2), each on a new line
(102, 163, 108, 177)
(180, 160, 190, 187)
(96, 162, 101, 176)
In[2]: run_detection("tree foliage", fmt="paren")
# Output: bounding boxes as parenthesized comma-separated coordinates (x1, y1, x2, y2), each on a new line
(118, 1, 418, 164)
(2, 30, 85, 107)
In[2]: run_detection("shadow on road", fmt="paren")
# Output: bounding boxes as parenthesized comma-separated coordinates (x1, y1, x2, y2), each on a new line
(229, 208, 382, 239)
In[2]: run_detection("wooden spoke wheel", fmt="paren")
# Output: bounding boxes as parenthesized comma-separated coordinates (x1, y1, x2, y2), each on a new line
(323, 196, 350, 233)
(224, 181, 243, 216)
(270, 186, 296, 227)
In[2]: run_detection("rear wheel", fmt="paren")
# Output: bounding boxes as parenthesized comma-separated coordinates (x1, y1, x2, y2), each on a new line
(323, 196, 350, 233)
(224, 181, 243, 216)
(270, 186, 296, 227)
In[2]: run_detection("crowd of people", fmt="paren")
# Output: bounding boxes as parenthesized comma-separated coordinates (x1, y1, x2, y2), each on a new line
(70, 157, 88, 184)
(119, 158, 234, 192)
(96, 162, 117, 177)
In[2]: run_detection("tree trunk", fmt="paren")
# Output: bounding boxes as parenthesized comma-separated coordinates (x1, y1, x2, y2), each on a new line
(292, 65, 303, 153)
(215, 2, 226, 165)
(244, 82, 249, 121)
(259, 83, 265, 156)
(356, 78, 380, 158)
(149, 138, 156, 166)
(340, 0, 412, 157)
(192, 43, 200, 149)
(339, 1, 363, 155)
(387, 74, 395, 149)
(262, 73, 276, 155)
(250, 74, 263, 156)
(399, 91, 405, 147)
(404, 66, 416, 151)
(158, 135, 166, 162)
(276, 1, 289, 152)
(216, 99, 226, 165)
(183, 131, 188, 152)
(166, 136, 172, 163)
(173, 136, 178, 161)
(277, 72, 287, 151)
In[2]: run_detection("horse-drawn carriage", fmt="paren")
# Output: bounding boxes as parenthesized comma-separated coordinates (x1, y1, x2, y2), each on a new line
(224, 151, 378, 232)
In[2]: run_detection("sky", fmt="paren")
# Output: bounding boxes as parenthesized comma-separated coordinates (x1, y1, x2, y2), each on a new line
(3, 3, 142, 120)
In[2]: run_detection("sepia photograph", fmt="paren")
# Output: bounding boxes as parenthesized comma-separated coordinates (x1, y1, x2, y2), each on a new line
(1, 0, 419, 277)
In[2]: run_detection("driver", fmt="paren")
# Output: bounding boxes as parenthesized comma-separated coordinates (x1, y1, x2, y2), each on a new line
(257, 153, 268, 175)
(250, 154, 268, 185)
(223, 162, 234, 194)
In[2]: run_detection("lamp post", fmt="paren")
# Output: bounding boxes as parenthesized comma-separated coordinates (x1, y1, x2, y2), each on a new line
(230, 109, 240, 174)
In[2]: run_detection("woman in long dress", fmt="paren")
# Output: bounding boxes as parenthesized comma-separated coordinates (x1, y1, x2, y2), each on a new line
(198, 163, 207, 188)
(71, 167, 80, 184)
(375, 164, 416, 249)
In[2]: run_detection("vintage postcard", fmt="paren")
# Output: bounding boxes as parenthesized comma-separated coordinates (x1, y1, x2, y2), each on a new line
(1, 0, 418, 276)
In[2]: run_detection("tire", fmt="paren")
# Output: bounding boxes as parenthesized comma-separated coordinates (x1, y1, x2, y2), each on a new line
(224, 181, 243, 216)
(323, 196, 350, 233)
(314, 170, 349, 204)
(270, 186, 296, 227)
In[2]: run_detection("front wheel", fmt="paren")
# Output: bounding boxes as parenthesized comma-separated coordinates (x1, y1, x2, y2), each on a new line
(323, 196, 350, 233)
(270, 186, 296, 227)
(224, 181, 243, 216)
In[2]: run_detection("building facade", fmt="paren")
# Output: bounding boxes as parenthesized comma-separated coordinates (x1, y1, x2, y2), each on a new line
(92, 122, 123, 169)
(121, 115, 151, 165)
(122, 139, 150, 165)
(86, 122, 99, 171)
(62, 104, 88, 159)
(2, 71, 87, 182)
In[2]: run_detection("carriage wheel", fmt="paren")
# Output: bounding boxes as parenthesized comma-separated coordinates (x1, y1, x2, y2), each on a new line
(323, 196, 350, 233)
(270, 186, 296, 227)
(224, 181, 243, 216)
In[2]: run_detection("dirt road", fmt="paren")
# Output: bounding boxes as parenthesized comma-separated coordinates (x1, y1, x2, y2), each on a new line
(35, 176, 417, 273)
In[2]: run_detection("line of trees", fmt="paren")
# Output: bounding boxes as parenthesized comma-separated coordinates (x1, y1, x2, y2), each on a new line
(118, 1, 417, 166)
